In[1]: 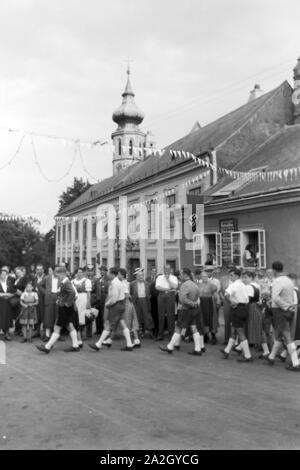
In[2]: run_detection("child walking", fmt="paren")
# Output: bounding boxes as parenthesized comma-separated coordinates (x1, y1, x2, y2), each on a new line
(20, 282, 39, 343)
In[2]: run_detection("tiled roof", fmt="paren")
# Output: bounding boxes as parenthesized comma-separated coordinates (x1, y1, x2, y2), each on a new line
(59, 81, 291, 215)
(206, 124, 300, 200)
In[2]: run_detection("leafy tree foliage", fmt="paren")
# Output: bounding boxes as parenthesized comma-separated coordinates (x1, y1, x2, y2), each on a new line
(58, 177, 91, 212)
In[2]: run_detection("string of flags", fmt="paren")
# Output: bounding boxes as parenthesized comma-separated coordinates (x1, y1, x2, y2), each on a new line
(170, 150, 300, 183)
(54, 170, 211, 221)
(1, 124, 300, 185)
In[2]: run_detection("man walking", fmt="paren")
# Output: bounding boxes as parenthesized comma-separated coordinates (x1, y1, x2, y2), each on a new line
(220, 269, 252, 363)
(265, 261, 300, 372)
(147, 267, 159, 337)
(89, 267, 134, 352)
(130, 268, 154, 338)
(155, 265, 178, 340)
(160, 268, 202, 356)
(94, 265, 109, 335)
(36, 267, 80, 354)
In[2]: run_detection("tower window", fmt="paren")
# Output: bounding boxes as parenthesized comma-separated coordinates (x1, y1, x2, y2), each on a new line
(118, 139, 122, 156)
(129, 140, 133, 156)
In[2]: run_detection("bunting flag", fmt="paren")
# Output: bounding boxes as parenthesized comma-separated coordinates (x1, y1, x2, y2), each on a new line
(170, 150, 300, 183)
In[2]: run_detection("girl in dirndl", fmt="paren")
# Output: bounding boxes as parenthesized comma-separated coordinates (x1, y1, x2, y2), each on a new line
(72, 268, 92, 347)
(19, 282, 38, 343)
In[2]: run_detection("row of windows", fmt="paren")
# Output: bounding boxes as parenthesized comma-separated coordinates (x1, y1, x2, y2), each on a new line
(117, 139, 154, 157)
(193, 230, 266, 268)
(57, 221, 97, 243)
(57, 194, 178, 244)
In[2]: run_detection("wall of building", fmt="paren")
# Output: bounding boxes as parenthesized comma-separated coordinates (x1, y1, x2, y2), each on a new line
(204, 201, 300, 272)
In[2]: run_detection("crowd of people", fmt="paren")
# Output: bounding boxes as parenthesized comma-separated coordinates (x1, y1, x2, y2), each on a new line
(0, 260, 299, 371)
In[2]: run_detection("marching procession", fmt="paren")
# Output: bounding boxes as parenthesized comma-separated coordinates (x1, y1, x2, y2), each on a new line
(0, 260, 299, 372)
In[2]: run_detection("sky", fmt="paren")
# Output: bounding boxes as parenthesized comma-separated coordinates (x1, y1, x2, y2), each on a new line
(0, 0, 299, 232)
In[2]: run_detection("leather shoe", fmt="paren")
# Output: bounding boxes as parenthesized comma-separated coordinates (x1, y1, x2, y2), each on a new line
(174, 345, 181, 351)
(258, 353, 269, 360)
(36, 344, 50, 354)
(188, 350, 202, 356)
(159, 346, 173, 354)
(286, 364, 300, 372)
(88, 343, 101, 352)
(220, 348, 229, 359)
(103, 342, 112, 348)
(120, 346, 133, 352)
(237, 356, 253, 363)
(64, 347, 80, 353)
(264, 356, 275, 366)
(133, 343, 141, 349)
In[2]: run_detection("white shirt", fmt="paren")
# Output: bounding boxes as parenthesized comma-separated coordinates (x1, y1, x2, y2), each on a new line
(0, 280, 7, 293)
(271, 275, 294, 310)
(155, 274, 178, 291)
(137, 281, 146, 298)
(106, 277, 125, 306)
(225, 279, 249, 305)
(73, 277, 92, 293)
(51, 277, 59, 293)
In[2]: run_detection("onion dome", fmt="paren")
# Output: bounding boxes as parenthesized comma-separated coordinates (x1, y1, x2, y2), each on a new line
(112, 67, 145, 126)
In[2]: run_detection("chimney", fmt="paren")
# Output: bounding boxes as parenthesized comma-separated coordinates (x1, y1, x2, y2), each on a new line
(293, 57, 300, 124)
(248, 84, 264, 102)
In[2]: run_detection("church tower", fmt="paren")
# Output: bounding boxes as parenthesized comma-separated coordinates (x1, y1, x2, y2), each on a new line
(112, 67, 148, 175)
(293, 56, 300, 124)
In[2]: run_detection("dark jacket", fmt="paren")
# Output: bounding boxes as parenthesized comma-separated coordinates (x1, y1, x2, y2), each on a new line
(57, 279, 76, 308)
(130, 280, 151, 310)
(95, 275, 109, 305)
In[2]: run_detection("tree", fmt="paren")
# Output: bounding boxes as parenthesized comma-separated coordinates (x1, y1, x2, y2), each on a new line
(0, 219, 55, 269)
(58, 177, 91, 212)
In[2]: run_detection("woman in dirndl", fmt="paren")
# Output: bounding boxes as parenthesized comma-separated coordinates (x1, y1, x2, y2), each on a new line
(72, 267, 92, 347)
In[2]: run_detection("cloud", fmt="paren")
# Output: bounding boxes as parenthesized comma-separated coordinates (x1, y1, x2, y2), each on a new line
(0, 0, 299, 231)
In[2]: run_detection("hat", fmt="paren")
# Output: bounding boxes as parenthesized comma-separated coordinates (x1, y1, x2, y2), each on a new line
(1, 266, 9, 273)
(99, 265, 108, 271)
(134, 267, 144, 276)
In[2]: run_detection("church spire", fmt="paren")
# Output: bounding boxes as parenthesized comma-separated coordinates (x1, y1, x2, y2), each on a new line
(112, 67, 144, 127)
(111, 66, 147, 175)
(123, 65, 134, 97)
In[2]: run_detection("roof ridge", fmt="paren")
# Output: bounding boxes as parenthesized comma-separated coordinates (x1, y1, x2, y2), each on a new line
(215, 81, 290, 151)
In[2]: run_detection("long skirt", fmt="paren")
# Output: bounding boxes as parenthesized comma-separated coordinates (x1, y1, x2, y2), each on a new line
(123, 298, 139, 332)
(0, 298, 13, 332)
(75, 292, 88, 326)
(247, 302, 262, 345)
(200, 297, 214, 331)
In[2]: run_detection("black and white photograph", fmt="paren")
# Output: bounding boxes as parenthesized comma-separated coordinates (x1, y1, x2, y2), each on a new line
(0, 0, 299, 454)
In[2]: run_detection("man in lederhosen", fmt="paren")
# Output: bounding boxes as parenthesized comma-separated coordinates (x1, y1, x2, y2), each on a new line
(36, 266, 80, 354)
(220, 268, 252, 363)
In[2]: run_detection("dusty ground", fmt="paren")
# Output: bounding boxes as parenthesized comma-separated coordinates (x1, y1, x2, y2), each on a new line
(0, 335, 299, 450)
